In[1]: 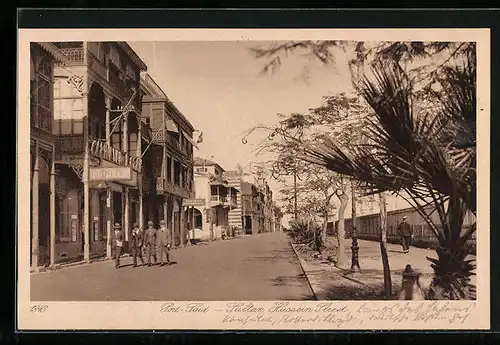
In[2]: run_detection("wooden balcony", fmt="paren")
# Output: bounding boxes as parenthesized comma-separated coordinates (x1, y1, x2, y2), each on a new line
(55, 135, 85, 155)
(141, 121, 152, 143)
(210, 195, 227, 206)
(156, 177, 194, 199)
(57, 47, 85, 66)
(224, 197, 238, 208)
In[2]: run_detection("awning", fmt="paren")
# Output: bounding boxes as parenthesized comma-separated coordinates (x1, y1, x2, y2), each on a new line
(182, 130, 199, 150)
(166, 118, 179, 133)
(36, 42, 69, 64)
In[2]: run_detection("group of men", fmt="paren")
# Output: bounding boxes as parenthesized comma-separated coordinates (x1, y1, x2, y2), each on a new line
(108, 220, 172, 269)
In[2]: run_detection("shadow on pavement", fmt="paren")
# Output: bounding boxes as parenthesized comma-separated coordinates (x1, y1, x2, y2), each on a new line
(271, 273, 309, 287)
(278, 294, 317, 301)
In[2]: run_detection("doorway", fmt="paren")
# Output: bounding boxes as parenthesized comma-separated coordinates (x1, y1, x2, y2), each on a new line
(113, 191, 123, 227)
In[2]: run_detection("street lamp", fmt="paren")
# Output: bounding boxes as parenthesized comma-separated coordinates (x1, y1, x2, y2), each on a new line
(350, 180, 361, 273)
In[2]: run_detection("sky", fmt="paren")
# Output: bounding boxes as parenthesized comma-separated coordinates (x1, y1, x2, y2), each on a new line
(128, 41, 354, 209)
(128, 41, 420, 227)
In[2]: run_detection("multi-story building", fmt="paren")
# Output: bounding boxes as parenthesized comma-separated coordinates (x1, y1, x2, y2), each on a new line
(30, 42, 68, 270)
(52, 41, 148, 263)
(140, 72, 196, 247)
(240, 181, 262, 235)
(190, 158, 238, 241)
(224, 170, 245, 237)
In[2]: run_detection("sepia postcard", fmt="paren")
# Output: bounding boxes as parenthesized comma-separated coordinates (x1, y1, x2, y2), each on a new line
(17, 27, 490, 330)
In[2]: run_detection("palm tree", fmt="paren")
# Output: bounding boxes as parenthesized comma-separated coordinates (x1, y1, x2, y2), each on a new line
(298, 47, 477, 300)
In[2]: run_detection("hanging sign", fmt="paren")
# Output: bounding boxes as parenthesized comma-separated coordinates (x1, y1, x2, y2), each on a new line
(183, 199, 205, 207)
(89, 167, 132, 181)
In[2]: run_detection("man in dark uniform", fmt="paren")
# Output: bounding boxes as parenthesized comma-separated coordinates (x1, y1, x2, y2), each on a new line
(108, 223, 124, 269)
(130, 221, 145, 267)
(157, 220, 171, 266)
(144, 220, 157, 267)
(397, 216, 413, 254)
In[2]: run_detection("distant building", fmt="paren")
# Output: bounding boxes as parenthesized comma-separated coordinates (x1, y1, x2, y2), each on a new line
(140, 71, 197, 247)
(190, 158, 239, 241)
(224, 170, 245, 237)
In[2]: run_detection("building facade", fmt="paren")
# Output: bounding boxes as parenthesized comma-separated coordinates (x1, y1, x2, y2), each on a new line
(240, 181, 261, 235)
(140, 72, 196, 247)
(190, 158, 239, 241)
(225, 170, 245, 237)
(51, 41, 148, 263)
(30, 42, 68, 270)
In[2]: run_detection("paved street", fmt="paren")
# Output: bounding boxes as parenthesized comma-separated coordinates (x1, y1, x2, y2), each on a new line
(30, 232, 314, 301)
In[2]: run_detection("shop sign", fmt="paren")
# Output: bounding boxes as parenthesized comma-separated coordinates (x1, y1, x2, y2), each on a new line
(183, 199, 206, 207)
(89, 167, 132, 181)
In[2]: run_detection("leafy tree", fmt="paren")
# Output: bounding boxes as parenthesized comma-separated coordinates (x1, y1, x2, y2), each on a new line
(250, 40, 477, 299)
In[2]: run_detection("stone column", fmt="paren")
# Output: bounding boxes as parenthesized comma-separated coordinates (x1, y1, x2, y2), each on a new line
(180, 205, 185, 246)
(49, 149, 56, 268)
(105, 96, 112, 258)
(31, 143, 40, 270)
(124, 187, 129, 243)
(170, 157, 175, 185)
(190, 206, 195, 244)
(82, 84, 90, 263)
(164, 200, 170, 243)
(123, 111, 129, 243)
(137, 118, 143, 230)
(106, 188, 112, 259)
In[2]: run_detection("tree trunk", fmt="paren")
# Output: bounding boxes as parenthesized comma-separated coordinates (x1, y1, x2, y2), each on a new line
(379, 192, 392, 298)
(322, 210, 328, 245)
(336, 192, 349, 268)
(427, 236, 476, 300)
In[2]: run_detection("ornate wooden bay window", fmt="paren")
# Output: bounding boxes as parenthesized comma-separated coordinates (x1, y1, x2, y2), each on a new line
(30, 54, 53, 133)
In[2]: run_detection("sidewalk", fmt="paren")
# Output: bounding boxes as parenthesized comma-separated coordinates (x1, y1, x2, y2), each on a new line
(291, 238, 477, 300)
(30, 237, 244, 274)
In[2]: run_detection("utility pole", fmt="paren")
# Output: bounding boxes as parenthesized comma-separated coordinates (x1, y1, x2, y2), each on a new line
(293, 159, 298, 221)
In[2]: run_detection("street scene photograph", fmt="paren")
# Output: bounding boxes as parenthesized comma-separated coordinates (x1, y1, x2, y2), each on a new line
(27, 37, 477, 303)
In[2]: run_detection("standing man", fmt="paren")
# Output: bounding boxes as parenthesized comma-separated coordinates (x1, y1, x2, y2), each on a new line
(144, 220, 157, 267)
(130, 221, 145, 267)
(157, 220, 171, 266)
(108, 223, 124, 269)
(397, 216, 413, 254)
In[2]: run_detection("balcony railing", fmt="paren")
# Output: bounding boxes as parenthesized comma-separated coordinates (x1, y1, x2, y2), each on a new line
(210, 195, 227, 204)
(89, 139, 142, 172)
(165, 133, 181, 151)
(156, 178, 193, 198)
(58, 47, 85, 66)
(56, 135, 85, 154)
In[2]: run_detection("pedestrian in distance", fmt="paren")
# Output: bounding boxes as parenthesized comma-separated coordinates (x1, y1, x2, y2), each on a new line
(131, 221, 145, 267)
(397, 216, 413, 254)
(108, 223, 124, 269)
(157, 220, 171, 266)
(144, 220, 157, 267)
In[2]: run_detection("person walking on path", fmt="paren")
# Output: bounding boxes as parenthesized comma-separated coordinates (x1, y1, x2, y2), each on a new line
(157, 220, 171, 266)
(130, 222, 145, 267)
(144, 220, 157, 267)
(397, 216, 413, 254)
(108, 223, 124, 269)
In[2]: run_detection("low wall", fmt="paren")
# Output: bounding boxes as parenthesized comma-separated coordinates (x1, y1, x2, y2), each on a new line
(356, 234, 477, 254)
